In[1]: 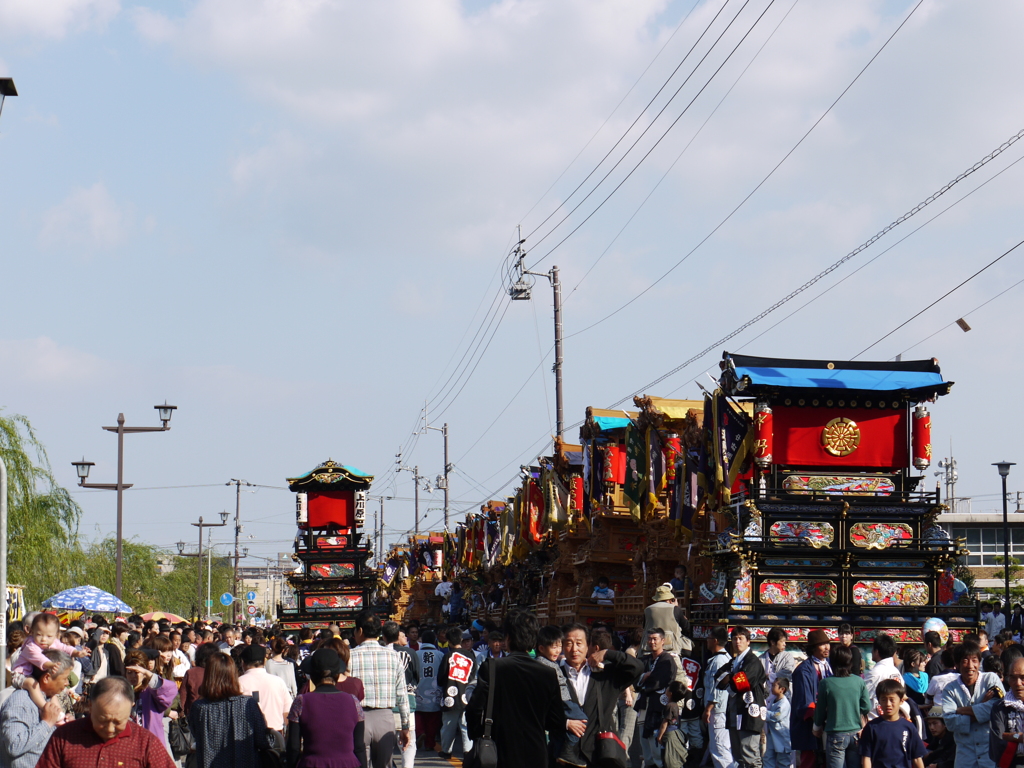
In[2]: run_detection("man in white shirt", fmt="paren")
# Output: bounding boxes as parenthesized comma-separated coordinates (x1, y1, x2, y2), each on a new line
(237, 644, 293, 735)
(863, 634, 902, 718)
(988, 604, 1007, 638)
(559, 625, 593, 708)
(925, 647, 958, 707)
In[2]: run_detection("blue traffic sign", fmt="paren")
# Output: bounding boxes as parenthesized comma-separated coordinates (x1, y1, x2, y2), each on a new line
(246, 591, 257, 601)
(219, 592, 235, 606)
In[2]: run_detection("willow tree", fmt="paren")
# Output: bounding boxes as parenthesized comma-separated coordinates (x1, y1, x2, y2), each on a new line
(77, 539, 234, 618)
(0, 412, 83, 606)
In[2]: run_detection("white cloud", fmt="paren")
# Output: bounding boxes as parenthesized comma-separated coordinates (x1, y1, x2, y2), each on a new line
(0, 337, 108, 387)
(39, 182, 136, 252)
(0, 0, 119, 39)
(230, 133, 310, 189)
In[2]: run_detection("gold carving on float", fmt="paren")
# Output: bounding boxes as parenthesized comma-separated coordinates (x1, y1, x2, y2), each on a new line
(822, 417, 861, 457)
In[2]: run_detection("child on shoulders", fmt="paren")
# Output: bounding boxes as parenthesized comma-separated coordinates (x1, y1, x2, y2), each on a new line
(13, 613, 86, 712)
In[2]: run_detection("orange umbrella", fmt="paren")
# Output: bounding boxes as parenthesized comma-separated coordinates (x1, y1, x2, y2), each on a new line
(140, 611, 188, 624)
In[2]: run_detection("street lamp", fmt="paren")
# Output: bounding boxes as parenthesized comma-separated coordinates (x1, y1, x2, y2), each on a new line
(177, 512, 229, 620)
(73, 404, 177, 599)
(994, 461, 1016, 609)
(0, 75, 17, 688)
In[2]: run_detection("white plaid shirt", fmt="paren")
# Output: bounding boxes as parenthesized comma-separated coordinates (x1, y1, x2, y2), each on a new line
(348, 640, 410, 728)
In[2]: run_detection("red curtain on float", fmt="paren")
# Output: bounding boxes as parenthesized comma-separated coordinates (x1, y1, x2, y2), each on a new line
(772, 406, 908, 468)
(307, 491, 355, 528)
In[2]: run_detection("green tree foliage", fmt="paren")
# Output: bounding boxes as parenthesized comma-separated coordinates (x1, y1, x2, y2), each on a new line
(77, 538, 234, 618)
(0, 411, 83, 605)
(0, 411, 235, 617)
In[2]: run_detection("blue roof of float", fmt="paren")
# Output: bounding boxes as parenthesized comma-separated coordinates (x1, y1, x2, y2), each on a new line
(593, 416, 632, 431)
(720, 353, 953, 401)
(734, 366, 947, 392)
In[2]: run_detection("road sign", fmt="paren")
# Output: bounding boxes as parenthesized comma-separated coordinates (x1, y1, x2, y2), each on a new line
(219, 592, 235, 606)
(247, 604, 257, 616)
(246, 591, 257, 601)
(205, 600, 213, 608)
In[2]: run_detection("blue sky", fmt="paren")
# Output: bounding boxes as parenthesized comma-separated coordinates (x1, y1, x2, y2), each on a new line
(2, 0, 1024, 566)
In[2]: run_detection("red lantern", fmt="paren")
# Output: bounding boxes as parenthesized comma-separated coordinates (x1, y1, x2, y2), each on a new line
(913, 405, 932, 470)
(754, 402, 773, 468)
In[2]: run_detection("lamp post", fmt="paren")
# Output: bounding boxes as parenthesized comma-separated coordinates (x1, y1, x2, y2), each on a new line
(226, 479, 252, 624)
(0, 76, 17, 683)
(176, 511, 228, 620)
(994, 462, 1016, 608)
(73, 403, 177, 599)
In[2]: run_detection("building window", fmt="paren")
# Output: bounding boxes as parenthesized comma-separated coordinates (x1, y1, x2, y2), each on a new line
(948, 526, 1024, 566)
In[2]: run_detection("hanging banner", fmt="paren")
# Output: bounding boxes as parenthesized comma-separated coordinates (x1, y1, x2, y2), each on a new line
(624, 425, 646, 521)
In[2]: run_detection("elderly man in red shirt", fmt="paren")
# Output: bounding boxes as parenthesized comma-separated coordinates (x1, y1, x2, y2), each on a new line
(36, 676, 175, 768)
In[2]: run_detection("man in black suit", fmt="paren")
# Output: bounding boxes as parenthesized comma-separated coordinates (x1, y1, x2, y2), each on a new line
(560, 624, 645, 767)
(716, 625, 768, 768)
(467, 609, 566, 767)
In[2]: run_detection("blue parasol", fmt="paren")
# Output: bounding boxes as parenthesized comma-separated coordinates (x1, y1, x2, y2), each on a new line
(42, 585, 132, 614)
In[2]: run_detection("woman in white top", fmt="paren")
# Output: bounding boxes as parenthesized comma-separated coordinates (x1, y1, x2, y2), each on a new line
(265, 636, 298, 697)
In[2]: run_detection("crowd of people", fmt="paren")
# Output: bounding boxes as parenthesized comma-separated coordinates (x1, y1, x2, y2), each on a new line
(3, 594, 1024, 768)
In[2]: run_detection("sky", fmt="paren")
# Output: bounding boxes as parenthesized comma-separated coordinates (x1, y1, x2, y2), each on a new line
(2, 0, 1024, 571)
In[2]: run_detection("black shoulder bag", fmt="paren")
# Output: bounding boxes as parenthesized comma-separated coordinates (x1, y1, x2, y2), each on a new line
(465, 658, 498, 768)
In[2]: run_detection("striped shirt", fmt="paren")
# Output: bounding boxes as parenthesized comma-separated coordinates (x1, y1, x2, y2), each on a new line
(348, 640, 410, 729)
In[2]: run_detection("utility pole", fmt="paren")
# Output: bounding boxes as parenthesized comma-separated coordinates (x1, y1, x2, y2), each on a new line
(443, 424, 449, 528)
(372, 510, 378, 567)
(509, 237, 565, 439)
(379, 497, 385, 564)
(551, 265, 563, 439)
(227, 479, 252, 623)
(397, 459, 424, 537)
(423, 403, 452, 529)
(936, 452, 958, 509)
(176, 512, 228, 621)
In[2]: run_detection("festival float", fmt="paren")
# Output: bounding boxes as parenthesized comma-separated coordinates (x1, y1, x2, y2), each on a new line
(384, 352, 975, 648)
(278, 459, 376, 630)
(691, 353, 974, 645)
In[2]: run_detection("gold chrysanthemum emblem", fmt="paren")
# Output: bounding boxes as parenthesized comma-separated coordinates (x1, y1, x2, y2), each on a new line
(822, 417, 860, 457)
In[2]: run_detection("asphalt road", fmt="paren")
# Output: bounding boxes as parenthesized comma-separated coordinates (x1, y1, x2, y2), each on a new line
(414, 753, 464, 767)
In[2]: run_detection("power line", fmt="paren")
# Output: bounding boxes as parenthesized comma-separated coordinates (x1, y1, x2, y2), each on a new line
(853, 238, 1024, 359)
(525, 0, 777, 268)
(523, 0, 740, 245)
(896, 275, 1024, 359)
(517, 0, 704, 226)
(727, 145, 1024, 357)
(454, 350, 551, 464)
(443, 2, 795, 478)
(599, 122, 1024, 410)
(567, 0, 800, 301)
(430, 298, 514, 420)
(70, 483, 257, 494)
(568, 0, 926, 340)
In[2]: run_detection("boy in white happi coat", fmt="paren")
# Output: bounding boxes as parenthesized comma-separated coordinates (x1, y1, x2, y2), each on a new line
(764, 677, 792, 768)
(941, 640, 1004, 768)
